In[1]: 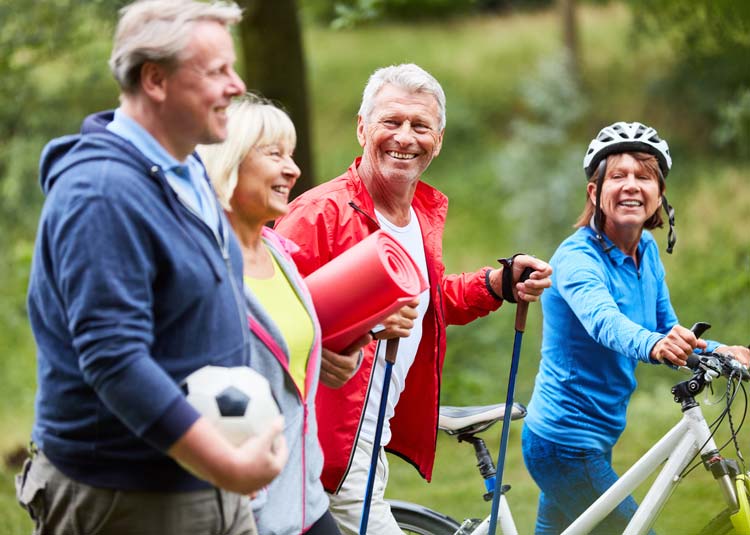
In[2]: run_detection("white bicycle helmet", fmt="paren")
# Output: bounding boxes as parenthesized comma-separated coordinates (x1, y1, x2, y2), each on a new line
(583, 121, 672, 179)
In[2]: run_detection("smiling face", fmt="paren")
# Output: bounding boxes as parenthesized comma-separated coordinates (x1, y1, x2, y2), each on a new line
(589, 153, 662, 236)
(356, 84, 444, 187)
(161, 20, 245, 156)
(230, 142, 300, 226)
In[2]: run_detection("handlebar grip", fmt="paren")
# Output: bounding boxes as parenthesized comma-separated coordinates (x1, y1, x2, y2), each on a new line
(685, 354, 701, 369)
(690, 322, 711, 339)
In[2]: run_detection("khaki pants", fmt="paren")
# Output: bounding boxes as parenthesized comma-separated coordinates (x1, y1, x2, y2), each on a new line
(327, 439, 403, 535)
(15, 451, 256, 535)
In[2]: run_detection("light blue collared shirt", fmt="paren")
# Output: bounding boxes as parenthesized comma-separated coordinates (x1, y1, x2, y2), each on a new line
(106, 108, 219, 233)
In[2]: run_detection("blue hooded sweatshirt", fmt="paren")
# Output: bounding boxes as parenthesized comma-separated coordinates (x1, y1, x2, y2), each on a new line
(27, 111, 251, 491)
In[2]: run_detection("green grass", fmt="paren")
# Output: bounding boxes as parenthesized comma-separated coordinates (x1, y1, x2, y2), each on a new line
(3, 2, 750, 533)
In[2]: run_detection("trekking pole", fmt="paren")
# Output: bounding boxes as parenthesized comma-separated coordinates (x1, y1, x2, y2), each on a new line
(360, 338, 399, 535)
(488, 278, 531, 535)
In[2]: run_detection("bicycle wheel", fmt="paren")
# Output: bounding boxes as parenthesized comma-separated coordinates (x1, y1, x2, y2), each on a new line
(696, 509, 736, 535)
(389, 499, 461, 535)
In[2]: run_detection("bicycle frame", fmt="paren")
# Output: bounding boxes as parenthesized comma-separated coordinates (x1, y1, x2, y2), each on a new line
(563, 404, 729, 535)
(394, 350, 750, 535)
(464, 403, 736, 535)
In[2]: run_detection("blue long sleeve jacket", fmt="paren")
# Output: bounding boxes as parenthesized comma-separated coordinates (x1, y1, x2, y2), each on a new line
(525, 227, 719, 451)
(27, 111, 251, 491)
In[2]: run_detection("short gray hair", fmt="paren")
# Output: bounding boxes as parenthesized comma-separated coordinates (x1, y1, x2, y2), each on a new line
(109, 0, 242, 94)
(197, 93, 297, 211)
(358, 63, 446, 130)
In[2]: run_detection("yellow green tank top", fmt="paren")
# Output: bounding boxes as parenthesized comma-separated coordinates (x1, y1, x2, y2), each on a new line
(244, 250, 314, 396)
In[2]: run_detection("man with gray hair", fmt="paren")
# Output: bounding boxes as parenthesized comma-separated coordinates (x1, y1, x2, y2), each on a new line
(275, 63, 552, 533)
(16, 1, 287, 533)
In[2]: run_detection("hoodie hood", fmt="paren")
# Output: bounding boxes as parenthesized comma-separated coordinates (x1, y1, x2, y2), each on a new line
(39, 110, 148, 195)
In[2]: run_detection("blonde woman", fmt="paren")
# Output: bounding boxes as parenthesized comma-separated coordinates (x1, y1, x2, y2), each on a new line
(198, 94, 368, 535)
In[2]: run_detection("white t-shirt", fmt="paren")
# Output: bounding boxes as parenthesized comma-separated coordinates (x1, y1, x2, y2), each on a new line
(359, 207, 430, 446)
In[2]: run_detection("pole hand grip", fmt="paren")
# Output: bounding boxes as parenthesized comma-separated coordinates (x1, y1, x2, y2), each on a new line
(515, 300, 529, 333)
(514, 267, 533, 332)
(385, 338, 399, 365)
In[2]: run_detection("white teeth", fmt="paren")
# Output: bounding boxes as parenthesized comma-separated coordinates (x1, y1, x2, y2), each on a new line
(387, 151, 416, 160)
(272, 186, 289, 194)
(620, 200, 642, 206)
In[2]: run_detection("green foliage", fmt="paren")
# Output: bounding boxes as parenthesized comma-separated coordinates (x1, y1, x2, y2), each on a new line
(713, 89, 750, 159)
(302, 0, 556, 27)
(629, 0, 750, 158)
(330, 0, 477, 29)
(495, 51, 588, 252)
(0, 1, 120, 237)
(3, 2, 750, 532)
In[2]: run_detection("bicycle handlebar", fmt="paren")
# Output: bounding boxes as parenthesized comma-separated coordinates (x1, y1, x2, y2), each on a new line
(685, 351, 750, 382)
(685, 321, 750, 382)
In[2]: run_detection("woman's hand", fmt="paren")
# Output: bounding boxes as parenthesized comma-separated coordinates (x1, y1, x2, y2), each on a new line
(651, 324, 707, 367)
(320, 333, 373, 388)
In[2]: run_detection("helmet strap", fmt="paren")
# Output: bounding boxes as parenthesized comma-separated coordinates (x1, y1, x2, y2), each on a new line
(662, 194, 676, 254)
(657, 166, 676, 254)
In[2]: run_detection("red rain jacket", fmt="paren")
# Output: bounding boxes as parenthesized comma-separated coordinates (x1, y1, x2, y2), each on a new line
(274, 158, 503, 492)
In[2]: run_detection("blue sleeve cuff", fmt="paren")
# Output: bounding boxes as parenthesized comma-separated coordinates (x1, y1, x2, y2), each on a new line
(644, 333, 666, 364)
(142, 396, 201, 451)
(703, 339, 721, 354)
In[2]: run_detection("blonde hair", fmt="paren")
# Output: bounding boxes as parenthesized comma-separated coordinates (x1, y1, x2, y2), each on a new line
(109, 0, 242, 93)
(197, 93, 297, 211)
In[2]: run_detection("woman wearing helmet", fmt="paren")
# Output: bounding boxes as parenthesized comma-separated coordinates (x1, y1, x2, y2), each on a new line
(521, 121, 750, 534)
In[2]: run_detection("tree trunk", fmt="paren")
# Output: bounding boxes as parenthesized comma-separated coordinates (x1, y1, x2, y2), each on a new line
(237, 0, 315, 196)
(559, 0, 579, 79)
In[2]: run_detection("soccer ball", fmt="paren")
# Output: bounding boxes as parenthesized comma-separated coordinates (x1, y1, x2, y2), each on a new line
(181, 365, 281, 446)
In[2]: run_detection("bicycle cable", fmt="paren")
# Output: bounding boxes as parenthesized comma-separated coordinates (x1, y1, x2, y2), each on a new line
(722, 375, 747, 471)
(702, 379, 726, 406)
(679, 375, 747, 478)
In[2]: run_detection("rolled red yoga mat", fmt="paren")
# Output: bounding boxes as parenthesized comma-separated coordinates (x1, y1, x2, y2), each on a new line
(304, 230, 428, 353)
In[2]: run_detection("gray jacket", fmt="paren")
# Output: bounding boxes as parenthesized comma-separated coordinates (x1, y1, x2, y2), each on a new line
(246, 228, 328, 534)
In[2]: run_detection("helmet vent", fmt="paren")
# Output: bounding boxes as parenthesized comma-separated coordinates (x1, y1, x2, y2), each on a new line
(582, 121, 672, 179)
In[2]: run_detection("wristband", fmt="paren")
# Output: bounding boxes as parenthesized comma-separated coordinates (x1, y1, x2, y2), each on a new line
(485, 268, 503, 301)
(497, 253, 527, 304)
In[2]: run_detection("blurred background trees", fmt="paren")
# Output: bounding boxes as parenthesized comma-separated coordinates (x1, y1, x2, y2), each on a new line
(238, 0, 316, 193)
(2, 1, 750, 532)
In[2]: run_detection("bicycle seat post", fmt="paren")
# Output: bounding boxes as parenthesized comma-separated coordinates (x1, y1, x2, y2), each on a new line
(459, 433, 498, 502)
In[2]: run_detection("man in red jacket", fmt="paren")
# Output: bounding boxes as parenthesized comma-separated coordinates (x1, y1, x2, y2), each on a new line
(275, 63, 552, 534)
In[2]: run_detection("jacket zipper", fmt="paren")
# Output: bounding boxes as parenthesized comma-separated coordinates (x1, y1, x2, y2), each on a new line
(173, 192, 250, 356)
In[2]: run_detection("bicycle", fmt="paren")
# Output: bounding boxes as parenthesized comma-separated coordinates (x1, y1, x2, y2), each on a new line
(389, 341, 750, 534)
